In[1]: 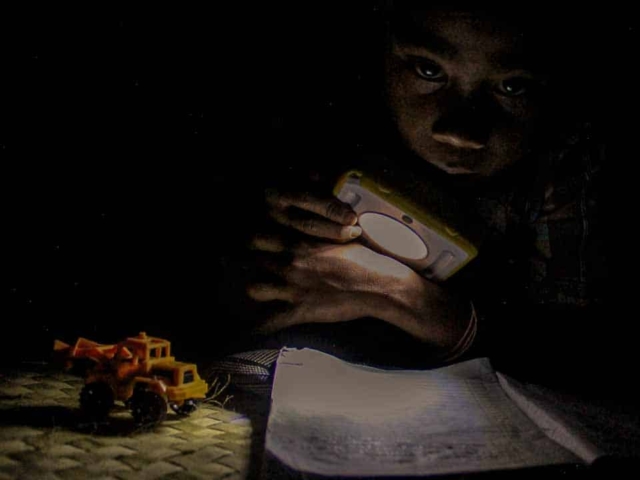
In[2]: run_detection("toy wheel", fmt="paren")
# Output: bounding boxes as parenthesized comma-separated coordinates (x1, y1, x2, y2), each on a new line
(79, 382, 114, 419)
(178, 399, 198, 415)
(130, 390, 167, 425)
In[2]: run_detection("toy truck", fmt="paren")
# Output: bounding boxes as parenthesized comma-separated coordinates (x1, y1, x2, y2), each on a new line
(54, 332, 209, 425)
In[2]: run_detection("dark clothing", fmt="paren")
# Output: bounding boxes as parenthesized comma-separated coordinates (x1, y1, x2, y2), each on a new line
(457, 123, 628, 395)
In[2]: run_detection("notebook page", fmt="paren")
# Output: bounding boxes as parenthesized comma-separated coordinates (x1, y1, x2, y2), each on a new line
(266, 348, 579, 477)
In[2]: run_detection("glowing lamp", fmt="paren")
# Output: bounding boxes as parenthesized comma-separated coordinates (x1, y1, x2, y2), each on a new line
(334, 170, 478, 281)
(358, 212, 428, 260)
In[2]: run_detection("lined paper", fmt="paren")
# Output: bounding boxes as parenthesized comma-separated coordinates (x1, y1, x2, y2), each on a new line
(266, 348, 579, 477)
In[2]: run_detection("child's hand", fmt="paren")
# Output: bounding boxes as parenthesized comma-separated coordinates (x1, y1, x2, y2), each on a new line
(240, 184, 473, 357)
(246, 234, 418, 333)
(264, 188, 362, 242)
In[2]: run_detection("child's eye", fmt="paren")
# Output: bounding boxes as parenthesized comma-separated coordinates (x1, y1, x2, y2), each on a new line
(413, 60, 446, 82)
(496, 77, 535, 97)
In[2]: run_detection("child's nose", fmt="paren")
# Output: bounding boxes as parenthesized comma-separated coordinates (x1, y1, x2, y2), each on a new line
(431, 94, 493, 150)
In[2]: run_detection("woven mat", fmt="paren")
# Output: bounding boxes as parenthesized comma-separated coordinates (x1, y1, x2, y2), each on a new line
(0, 367, 268, 480)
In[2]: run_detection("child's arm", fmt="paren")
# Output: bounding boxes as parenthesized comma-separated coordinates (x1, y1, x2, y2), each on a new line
(247, 188, 476, 362)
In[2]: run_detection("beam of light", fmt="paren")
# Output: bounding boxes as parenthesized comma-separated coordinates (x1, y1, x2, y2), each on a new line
(359, 213, 428, 260)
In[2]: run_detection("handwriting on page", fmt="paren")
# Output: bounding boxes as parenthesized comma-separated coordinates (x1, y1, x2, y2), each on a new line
(267, 348, 579, 477)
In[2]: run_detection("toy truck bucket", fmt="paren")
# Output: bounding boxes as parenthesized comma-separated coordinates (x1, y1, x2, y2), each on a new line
(54, 337, 133, 364)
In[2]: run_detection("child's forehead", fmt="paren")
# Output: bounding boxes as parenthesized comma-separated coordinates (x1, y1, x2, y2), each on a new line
(389, 6, 551, 72)
(403, 11, 519, 47)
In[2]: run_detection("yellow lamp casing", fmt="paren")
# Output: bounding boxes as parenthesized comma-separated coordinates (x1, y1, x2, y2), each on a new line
(333, 170, 478, 281)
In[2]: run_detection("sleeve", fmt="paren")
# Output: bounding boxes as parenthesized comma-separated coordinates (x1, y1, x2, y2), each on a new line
(432, 301, 478, 364)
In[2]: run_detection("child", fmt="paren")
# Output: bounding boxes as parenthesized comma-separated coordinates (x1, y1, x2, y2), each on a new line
(233, 1, 621, 386)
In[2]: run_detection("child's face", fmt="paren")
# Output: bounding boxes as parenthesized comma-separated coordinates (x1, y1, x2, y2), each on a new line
(384, 7, 552, 178)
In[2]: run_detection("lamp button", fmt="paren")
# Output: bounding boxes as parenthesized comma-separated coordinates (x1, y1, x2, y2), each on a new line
(340, 191, 361, 208)
(431, 251, 455, 273)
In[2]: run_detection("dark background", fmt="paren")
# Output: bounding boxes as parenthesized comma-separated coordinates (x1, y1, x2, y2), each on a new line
(3, 4, 636, 364)
(3, 3, 385, 363)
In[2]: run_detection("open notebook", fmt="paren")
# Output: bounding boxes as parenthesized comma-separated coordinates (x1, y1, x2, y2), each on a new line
(265, 348, 640, 477)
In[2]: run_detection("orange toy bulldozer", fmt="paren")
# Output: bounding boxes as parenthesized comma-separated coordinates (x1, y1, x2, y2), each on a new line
(54, 332, 208, 425)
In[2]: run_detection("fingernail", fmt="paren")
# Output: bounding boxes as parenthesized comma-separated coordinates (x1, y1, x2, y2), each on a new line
(347, 226, 362, 238)
(345, 212, 358, 225)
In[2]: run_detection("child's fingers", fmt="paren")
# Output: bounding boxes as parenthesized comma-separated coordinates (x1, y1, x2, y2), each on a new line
(268, 207, 361, 241)
(265, 189, 357, 226)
